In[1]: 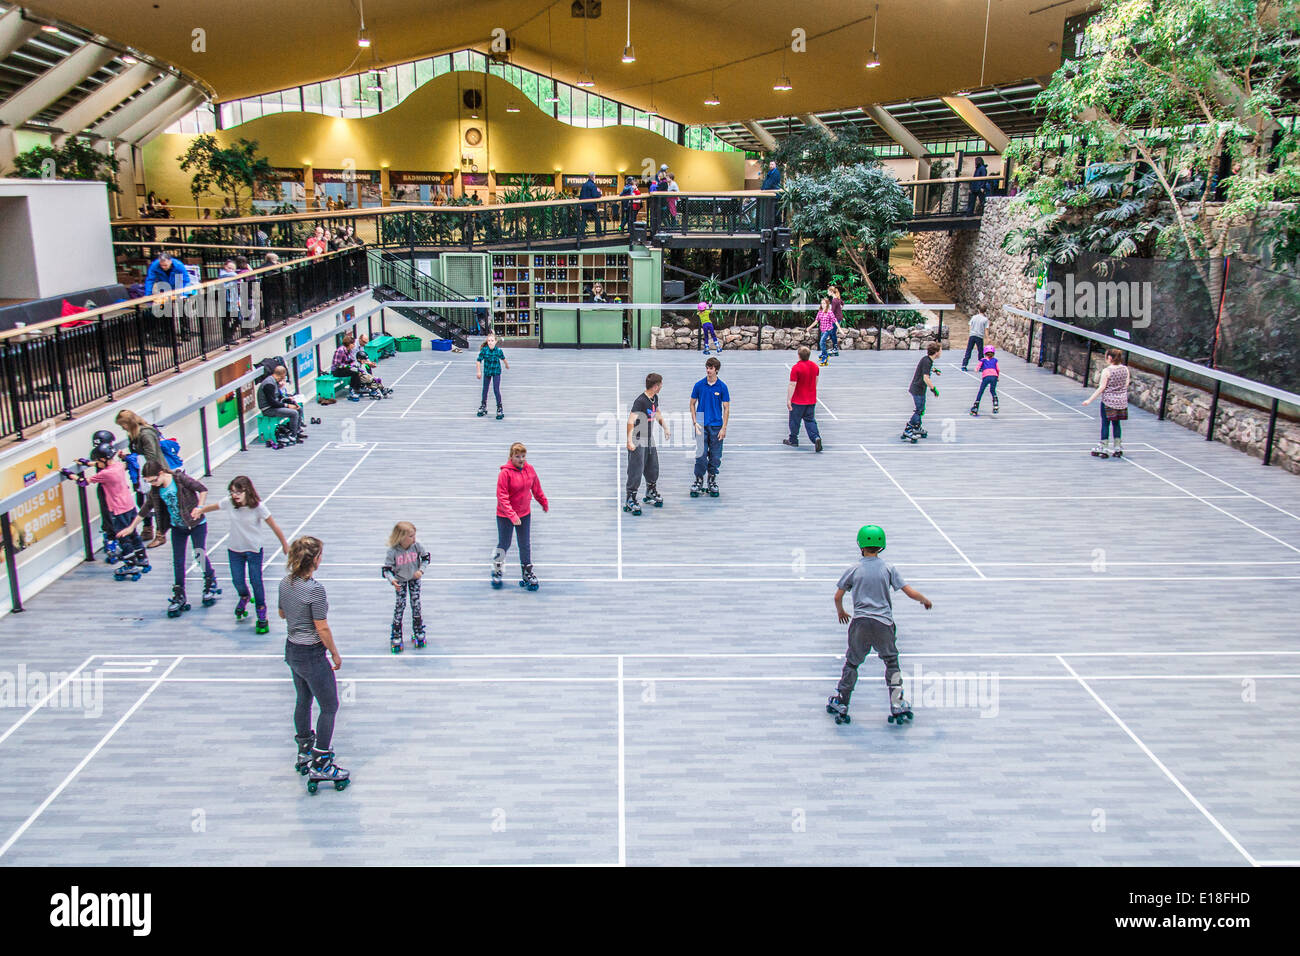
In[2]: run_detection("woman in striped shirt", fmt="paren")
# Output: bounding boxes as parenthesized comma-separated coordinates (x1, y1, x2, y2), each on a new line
(279, 536, 349, 791)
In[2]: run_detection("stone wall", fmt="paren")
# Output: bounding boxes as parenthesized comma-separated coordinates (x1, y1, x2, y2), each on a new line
(650, 323, 950, 351)
(909, 195, 1300, 476)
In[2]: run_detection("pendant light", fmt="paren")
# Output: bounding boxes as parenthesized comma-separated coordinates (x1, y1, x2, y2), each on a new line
(774, 51, 792, 91)
(545, 8, 560, 102)
(704, 66, 720, 106)
(357, 0, 371, 47)
(866, 4, 881, 68)
(646, 78, 658, 116)
(576, 4, 595, 87)
(622, 0, 636, 63)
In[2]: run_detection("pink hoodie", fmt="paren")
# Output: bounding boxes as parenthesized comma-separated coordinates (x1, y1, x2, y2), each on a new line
(496, 461, 548, 521)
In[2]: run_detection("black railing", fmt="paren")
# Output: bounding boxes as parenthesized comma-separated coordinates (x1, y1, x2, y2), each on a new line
(368, 251, 475, 345)
(0, 248, 368, 442)
(902, 175, 1005, 221)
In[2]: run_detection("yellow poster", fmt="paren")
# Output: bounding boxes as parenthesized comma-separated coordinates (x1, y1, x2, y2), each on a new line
(3, 449, 65, 553)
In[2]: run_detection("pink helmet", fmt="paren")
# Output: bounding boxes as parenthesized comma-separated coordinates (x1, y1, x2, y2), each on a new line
(984, 345, 996, 354)
(697, 301, 710, 312)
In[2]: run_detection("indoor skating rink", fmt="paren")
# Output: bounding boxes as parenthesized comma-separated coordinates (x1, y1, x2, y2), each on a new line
(1, 347, 1298, 866)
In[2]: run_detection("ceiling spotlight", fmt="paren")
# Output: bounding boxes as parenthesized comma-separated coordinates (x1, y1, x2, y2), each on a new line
(622, 45, 636, 63)
(704, 92, 720, 106)
(773, 75, 792, 92)
(576, 71, 595, 88)
(545, 90, 560, 103)
(506, 100, 520, 112)
(121, 54, 139, 65)
(954, 89, 971, 97)
(865, 50, 880, 69)
(41, 24, 59, 34)
(866, 4, 881, 68)
(705, 66, 720, 106)
(357, 29, 371, 48)
(622, 1, 636, 63)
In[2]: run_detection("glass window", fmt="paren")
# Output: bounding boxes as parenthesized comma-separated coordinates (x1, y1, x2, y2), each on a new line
(415, 57, 434, 86)
(260, 92, 282, 116)
(303, 83, 321, 111)
(488, 60, 504, 78)
(397, 62, 416, 100)
(340, 75, 362, 118)
(241, 99, 262, 121)
(433, 54, 451, 76)
(453, 51, 469, 71)
(589, 93, 604, 127)
(519, 69, 538, 106)
(321, 78, 342, 115)
(219, 102, 240, 127)
(469, 50, 486, 71)
(557, 83, 572, 124)
(570, 89, 586, 127)
(603, 96, 617, 127)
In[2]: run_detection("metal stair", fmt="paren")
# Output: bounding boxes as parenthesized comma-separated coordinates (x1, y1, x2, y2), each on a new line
(367, 251, 475, 348)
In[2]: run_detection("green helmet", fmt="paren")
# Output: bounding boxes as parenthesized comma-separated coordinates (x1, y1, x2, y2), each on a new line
(856, 525, 886, 551)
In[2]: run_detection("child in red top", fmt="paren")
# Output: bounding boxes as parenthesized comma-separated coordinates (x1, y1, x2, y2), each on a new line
(784, 345, 824, 452)
(493, 441, 549, 590)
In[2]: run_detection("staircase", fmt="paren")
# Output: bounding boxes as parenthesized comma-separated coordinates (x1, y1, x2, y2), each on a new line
(367, 251, 474, 348)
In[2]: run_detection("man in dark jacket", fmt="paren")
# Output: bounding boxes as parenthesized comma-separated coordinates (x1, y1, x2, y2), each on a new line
(257, 365, 305, 440)
(579, 172, 604, 236)
(761, 161, 782, 191)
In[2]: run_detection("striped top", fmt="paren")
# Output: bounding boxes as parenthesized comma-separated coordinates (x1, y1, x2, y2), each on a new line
(278, 573, 329, 646)
(1101, 364, 1130, 408)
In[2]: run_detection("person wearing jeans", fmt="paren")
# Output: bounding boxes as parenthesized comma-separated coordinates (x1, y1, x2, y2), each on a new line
(1083, 347, 1131, 458)
(123, 462, 218, 603)
(962, 308, 989, 370)
(689, 356, 731, 496)
(784, 346, 823, 452)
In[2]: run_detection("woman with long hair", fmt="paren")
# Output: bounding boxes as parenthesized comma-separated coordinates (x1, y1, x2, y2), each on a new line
(114, 410, 168, 549)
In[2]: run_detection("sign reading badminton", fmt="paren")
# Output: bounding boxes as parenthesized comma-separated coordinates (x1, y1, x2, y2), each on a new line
(2, 448, 65, 553)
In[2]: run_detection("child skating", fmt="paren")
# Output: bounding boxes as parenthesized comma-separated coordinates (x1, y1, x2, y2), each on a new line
(492, 442, 549, 590)
(195, 476, 289, 634)
(1082, 347, 1131, 458)
(826, 525, 933, 726)
(62, 435, 151, 581)
(784, 345, 823, 451)
(698, 301, 721, 355)
(476, 331, 509, 419)
(689, 356, 730, 498)
(383, 521, 431, 652)
(901, 341, 942, 443)
(811, 296, 842, 367)
(123, 461, 220, 616)
(969, 346, 1000, 416)
(626, 372, 671, 515)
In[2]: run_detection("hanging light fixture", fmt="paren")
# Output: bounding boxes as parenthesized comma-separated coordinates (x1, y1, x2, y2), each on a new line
(576, 4, 596, 87)
(357, 0, 371, 47)
(774, 51, 792, 91)
(646, 79, 659, 116)
(704, 67, 720, 106)
(622, 0, 636, 62)
(40, 24, 60, 34)
(866, 4, 881, 68)
(545, 7, 561, 101)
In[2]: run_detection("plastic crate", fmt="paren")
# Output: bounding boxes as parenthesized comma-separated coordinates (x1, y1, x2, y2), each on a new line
(430, 339, 454, 351)
(396, 336, 423, 352)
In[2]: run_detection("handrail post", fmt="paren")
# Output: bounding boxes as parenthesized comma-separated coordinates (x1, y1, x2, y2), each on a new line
(1, 511, 23, 612)
(136, 305, 153, 385)
(77, 481, 94, 561)
(2, 344, 25, 441)
(1158, 363, 1171, 420)
(1026, 319, 1036, 362)
(53, 327, 74, 420)
(199, 405, 213, 477)
(1263, 398, 1279, 466)
(237, 399, 247, 451)
(1206, 378, 1222, 441)
(95, 319, 114, 402)
(1084, 339, 1094, 387)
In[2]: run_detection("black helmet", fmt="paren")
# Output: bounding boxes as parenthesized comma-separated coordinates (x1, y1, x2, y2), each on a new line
(91, 429, 116, 446)
(90, 442, 115, 461)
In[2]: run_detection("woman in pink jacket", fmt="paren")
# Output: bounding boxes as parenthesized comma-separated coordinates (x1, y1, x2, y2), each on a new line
(493, 441, 549, 590)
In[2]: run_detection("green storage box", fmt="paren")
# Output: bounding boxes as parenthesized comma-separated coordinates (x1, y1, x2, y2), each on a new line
(396, 336, 422, 352)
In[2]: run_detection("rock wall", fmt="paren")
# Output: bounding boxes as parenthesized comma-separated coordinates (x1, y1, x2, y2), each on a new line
(909, 195, 1300, 476)
(650, 323, 950, 351)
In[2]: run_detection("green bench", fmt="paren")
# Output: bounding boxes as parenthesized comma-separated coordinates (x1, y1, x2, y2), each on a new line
(364, 334, 397, 362)
(315, 374, 348, 400)
(256, 415, 292, 443)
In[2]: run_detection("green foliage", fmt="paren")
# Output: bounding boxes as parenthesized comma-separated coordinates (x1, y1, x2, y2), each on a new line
(177, 135, 277, 214)
(9, 137, 119, 192)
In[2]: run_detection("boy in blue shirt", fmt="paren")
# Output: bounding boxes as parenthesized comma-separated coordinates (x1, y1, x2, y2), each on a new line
(826, 525, 932, 725)
(689, 357, 730, 498)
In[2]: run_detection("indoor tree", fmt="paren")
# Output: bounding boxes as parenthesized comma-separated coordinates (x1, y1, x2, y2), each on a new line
(9, 137, 119, 190)
(177, 134, 277, 215)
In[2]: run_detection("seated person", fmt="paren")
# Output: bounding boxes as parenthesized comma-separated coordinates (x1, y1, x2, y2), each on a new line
(330, 332, 387, 397)
(256, 365, 306, 440)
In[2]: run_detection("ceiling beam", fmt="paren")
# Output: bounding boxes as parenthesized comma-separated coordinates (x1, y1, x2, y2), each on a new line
(798, 113, 835, 138)
(90, 74, 181, 141)
(0, 7, 41, 61)
(741, 120, 777, 151)
(941, 95, 1011, 153)
(51, 61, 155, 143)
(0, 41, 119, 128)
(129, 89, 205, 147)
(862, 103, 929, 190)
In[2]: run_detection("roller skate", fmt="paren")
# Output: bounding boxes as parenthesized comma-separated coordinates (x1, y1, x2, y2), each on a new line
(294, 732, 315, 775)
(1111, 438, 1123, 459)
(887, 676, 913, 725)
(519, 564, 539, 591)
(826, 694, 851, 725)
(644, 483, 663, 508)
(830, 348, 840, 357)
(234, 595, 250, 620)
(1090, 442, 1110, 459)
(496, 406, 504, 420)
(970, 403, 980, 417)
(701, 346, 711, 356)
(900, 424, 919, 443)
(166, 586, 190, 618)
(992, 396, 999, 414)
(477, 403, 487, 417)
(306, 748, 350, 794)
(707, 474, 719, 498)
(490, 548, 505, 589)
(201, 571, 222, 607)
(113, 553, 147, 582)
(102, 535, 120, 565)
(255, 604, 270, 634)
(412, 625, 427, 649)
(390, 629, 404, 654)
(689, 476, 704, 498)
(624, 492, 641, 516)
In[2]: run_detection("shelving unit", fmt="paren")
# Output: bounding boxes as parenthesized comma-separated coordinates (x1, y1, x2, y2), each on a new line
(490, 251, 630, 340)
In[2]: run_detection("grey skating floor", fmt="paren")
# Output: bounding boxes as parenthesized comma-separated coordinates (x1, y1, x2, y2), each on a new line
(2, 346, 1298, 866)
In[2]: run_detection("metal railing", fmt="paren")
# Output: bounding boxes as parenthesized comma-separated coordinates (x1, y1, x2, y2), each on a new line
(0, 304, 385, 613)
(1007, 306, 1300, 467)
(367, 252, 477, 336)
(0, 248, 369, 443)
(899, 174, 1005, 221)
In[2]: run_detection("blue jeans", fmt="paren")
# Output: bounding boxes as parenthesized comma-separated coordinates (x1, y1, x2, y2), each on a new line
(788, 404, 821, 443)
(829, 325, 839, 350)
(229, 548, 266, 606)
(975, 377, 998, 406)
(285, 640, 339, 750)
(962, 335, 984, 369)
(694, 424, 724, 478)
(907, 391, 926, 429)
(496, 513, 532, 566)
(1100, 404, 1123, 440)
(480, 373, 502, 407)
(818, 329, 834, 362)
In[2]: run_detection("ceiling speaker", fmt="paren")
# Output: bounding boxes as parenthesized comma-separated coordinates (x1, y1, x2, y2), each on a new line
(463, 89, 483, 110)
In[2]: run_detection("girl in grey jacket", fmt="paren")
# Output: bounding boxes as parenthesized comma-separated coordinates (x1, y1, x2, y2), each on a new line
(382, 521, 430, 652)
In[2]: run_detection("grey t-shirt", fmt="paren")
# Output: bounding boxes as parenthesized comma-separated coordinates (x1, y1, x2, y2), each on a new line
(836, 556, 906, 624)
(279, 573, 329, 645)
(968, 312, 989, 337)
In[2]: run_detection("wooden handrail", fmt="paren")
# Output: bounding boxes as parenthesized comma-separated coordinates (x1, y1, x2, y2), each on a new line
(0, 248, 353, 342)
(112, 241, 313, 253)
(896, 175, 1004, 186)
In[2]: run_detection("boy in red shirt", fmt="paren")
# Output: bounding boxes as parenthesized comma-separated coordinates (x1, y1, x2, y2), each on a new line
(784, 346, 824, 452)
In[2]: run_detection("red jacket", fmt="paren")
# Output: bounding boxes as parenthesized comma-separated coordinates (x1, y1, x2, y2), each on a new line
(496, 461, 548, 521)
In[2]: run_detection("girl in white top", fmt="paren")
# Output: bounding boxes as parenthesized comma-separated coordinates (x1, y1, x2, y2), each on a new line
(196, 475, 289, 633)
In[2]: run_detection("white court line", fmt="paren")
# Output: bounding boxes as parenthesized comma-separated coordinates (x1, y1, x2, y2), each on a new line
(276, 494, 617, 501)
(859, 445, 985, 579)
(615, 362, 623, 581)
(945, 363, 1052, 419)
(89, 673, 1300, 684)
(287, 443, 378, 539)
(358, 359, 422, 419)
(1120, 457, 1300, 556)
(312, 558, 1300, 569)
(1056, 655, 1257, 867)
(0, 656, 184, 861)
(1257, 860, 1300, 866)
(617, 655, 626, 867)
(401, 361, 452, 418)
(995, 368, 1095, 418)
(310, 574, 1300, 584)
(1142, 445, 1300, 523)
(0, 654, 96, 748)
(913, 494, 1250, 501)
(68, 650, 1300, 660)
